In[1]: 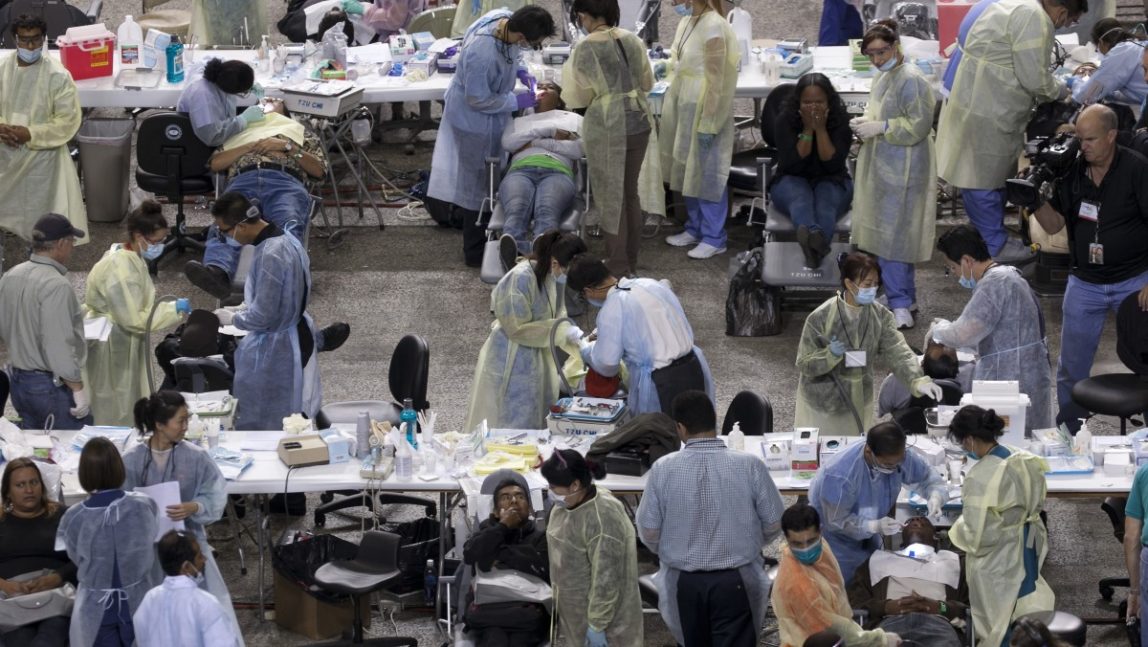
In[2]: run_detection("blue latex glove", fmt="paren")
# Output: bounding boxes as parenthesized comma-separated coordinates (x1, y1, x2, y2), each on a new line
(516, 69, 536, 93)
(175, 298, 191, 315)
(250, 82, 265, 100)
(471, 0, 482, 16)
(828, 336, 846, 357)
(585, 628, 607, 647)
(697, 132, 715, 151)
(340, 0, 365, 15)
(515, 91, 536, 111)
(240, 105, 265, 125)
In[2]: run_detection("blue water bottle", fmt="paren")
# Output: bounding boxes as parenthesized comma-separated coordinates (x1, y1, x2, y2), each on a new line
(423, 559, 436, 606)
(165, 35, 184, 83)
(401, 398, 418, 449)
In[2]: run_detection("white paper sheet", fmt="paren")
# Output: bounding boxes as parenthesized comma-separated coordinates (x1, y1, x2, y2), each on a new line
(134, 481, 186, 541)
(83, 317, 112, 342)
(348, 42, 394, 64)
(237, 431, 287, 452)
(219, 325, 248, 337)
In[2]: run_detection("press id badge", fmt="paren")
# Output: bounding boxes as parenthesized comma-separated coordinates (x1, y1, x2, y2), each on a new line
(845, 350, 868, 368)
(1089, 242, 1104, 265)
(1078, 201, 1099, 222)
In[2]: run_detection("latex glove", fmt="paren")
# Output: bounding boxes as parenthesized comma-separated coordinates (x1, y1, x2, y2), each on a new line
(340, 0, 365, 14)
(214, 308, 235, 326)
(1058, 82, 1071, 101)
(885, 633, 902, 647)
(565, 325, 585, 345)
(515, 91, 537, 112)
(70, 387, 91, 420)
(517, 69, 536, 92)
(585, 628, 607, 647)
(927, 491, 945, 518)
(654, 62, 667, 81)
(919, 380, 943, 403)
(828, 336, 846, 357)
(250, 82, 265, 100)
(471, 0, 482, 15)
(852, 119, 886, 139)
(241, 105, 265, 125)
(175, 298, 191, 314)
(697, 132, 716, 151)
(866, 516, 902, 536)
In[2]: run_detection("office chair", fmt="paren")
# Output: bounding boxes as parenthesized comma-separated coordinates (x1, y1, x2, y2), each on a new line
(171, 356, 233, 393)
(721, 390, 773, 436)
(313, 334, 435, 527)
(312, 530, 419, 646)
(1071, 292, 1148, 435)
(0, 0, 100, 48)
(406, 6, 454, 37)
(137, 0, 189, 38)
(134, 112, 213, 272)
(1013, 611, 1087, 646)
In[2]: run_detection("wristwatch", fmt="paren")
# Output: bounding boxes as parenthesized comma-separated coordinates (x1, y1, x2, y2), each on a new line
(283, 141, 294, 153)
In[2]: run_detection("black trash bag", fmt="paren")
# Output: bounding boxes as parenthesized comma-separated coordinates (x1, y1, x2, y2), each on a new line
(272, 533, 359, 604)
(725, 249, 782, 337)
(381, 517, 442, 594)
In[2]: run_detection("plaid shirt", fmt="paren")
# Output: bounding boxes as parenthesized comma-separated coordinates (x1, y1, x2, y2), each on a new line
(637, 437, 785, 571)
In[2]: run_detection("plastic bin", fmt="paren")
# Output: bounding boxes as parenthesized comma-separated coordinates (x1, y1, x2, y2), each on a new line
(76, 119, 134, 223)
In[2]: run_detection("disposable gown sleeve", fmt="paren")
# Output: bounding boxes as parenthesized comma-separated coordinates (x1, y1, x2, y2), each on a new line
(233, 246, 296, 332)
(697, 33, 733, 135)
(559, 53, 596, 110)
(902, 451, 947, 500)
(27, 70, 81, 150)
(1072, 44, 1141, 104)
(795, 307, 843, 378)
(492, 271, 568, 349)
(94, 257, 182, 335)
(881, 73, 934, 147)
(817, 472, 874, 541)
(1009, 10, 1062, 103)
(189, 451, 227, 526)
(584, 300, 624, 378)
(877, 309, 928, 397)
(181, 84, 245, 148)
(948, 467, 1003, 556)
(930, 282, 1003, 350)
(584, 510, 633, 631)
(461, 45, 519, 114)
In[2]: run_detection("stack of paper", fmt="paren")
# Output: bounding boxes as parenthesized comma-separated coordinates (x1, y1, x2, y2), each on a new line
(209, 446, 254, 480)
(72, 426, 134, 450)
(83, 317, 112, 342)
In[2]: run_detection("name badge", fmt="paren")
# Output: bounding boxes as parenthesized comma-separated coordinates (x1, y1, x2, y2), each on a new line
(1078, 201, 1099, 222)
(845, 350, 868, 368)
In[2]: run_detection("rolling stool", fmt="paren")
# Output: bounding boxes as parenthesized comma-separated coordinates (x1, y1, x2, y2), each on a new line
(1014, 611, 1087, 646)
(312, 531, 419, 646)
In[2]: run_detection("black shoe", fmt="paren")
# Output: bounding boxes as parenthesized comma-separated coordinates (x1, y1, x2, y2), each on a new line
(499, 234, 518, 273)
(184, 261, 232, 300)
(318, 323, 350, 352)
(796, 225, 818, 269)
(809, 230, 830, 267)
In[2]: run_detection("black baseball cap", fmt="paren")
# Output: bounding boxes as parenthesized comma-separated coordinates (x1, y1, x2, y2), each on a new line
(32, 213, 85, 242)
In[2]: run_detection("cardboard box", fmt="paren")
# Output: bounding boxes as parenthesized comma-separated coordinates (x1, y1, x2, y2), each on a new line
(273, 570, 370, 640)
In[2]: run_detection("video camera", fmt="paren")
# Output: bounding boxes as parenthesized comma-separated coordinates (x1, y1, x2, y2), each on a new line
(1005, 132, 1079, 210)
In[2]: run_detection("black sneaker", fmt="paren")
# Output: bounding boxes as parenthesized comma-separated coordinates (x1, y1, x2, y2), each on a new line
(499, 234, 519, 272)
(184, 261, 232, 300)
(796, 226, 818, 269)
(809, 229, 830, 267)
(318, 323, 350, 352)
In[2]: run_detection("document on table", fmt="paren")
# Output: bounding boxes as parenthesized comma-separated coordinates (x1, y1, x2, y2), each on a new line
(348, 42, 393, 64)
(84, 317, 112, 342)
(237, 431, 287, 452)
(135, 481, 185, 541)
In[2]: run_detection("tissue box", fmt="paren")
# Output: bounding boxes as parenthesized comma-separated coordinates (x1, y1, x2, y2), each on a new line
(411, 31, 435, 51)
(1032, 427, 1070, 457)
(1103, 449, 1133, 475)
(437, 53, 459, 73)
(908, 436, 947, 468)
(761, 440, 790, 471)
(819, 437, 849, 468)
(58, 24, 116, 81)
(319, 428, 355, 464)
(407, 50, 438, 77)
(389, 34, 416, 62)
(791, 428, 819, 479)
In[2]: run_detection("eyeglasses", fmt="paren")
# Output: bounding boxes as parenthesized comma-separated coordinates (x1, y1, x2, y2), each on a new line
(497, 493, 527, 503)
(15, 34, 45, 47)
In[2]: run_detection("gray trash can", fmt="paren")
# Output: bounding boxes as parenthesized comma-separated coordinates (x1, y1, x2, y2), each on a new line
(77, 118, 134, 223)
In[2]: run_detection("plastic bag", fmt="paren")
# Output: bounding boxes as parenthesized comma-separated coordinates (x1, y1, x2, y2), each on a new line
(272, 533, 359, 603)
(725, 248, 782, 337)
(381, 516, 441, 593)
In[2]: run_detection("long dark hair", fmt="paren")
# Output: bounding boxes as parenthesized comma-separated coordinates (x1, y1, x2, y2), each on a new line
(1, 458, 58, 519)
(132, 390, 189, 482)
(785, 72, 849, 133)
(532, 231, 587, 288)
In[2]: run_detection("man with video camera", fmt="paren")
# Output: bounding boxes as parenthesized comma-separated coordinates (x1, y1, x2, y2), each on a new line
(1029, 104, 1148, 432)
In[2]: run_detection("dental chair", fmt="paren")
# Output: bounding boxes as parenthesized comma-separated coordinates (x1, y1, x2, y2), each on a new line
(479, 156, 590, 284)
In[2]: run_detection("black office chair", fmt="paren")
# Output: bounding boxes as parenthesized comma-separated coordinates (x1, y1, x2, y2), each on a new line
(721, 390, 773, 436)
(134, 112, 213, 272)
(171, 356, 233, 393)
(726, 84, 792, 199)
(1013, 611, 1087, 646)
(0, 0, 101, 48)
(312, 530, 419, 646)
(313, 334, 435, 527)
(1071, 292, 1148, 435)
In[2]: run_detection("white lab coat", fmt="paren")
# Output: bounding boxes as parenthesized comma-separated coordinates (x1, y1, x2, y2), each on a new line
(134, 575, 243, 647)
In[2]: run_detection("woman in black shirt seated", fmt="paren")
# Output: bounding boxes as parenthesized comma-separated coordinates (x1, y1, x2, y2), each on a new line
(0, 457, 76, 646)
(770, 72, 854, 268)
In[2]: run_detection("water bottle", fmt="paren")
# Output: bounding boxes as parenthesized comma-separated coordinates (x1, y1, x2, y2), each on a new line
(394, 442, 413, 481)
(205, 418, 219, 449)
(322, 27, 348, 70)
(165, 35, 185, 84)
(117, 15, 143, 68)
(401, 398, 418, 449)
(423, 559, 437, 606)
(355, 411, 370, 459)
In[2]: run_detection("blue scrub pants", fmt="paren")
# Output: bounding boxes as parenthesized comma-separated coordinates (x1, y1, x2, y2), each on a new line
(770, 175, 853, 235)
(203, 169, 312, 277)
(1056, 271, 1148, 429)
(684, 187, 729, 248)
(498, 167, 576, 255)
(960, 188, 1007, 255)
(878, 257, 916, 309)
(8, 368, 91, 430)
(1140, 546, 1148, 645)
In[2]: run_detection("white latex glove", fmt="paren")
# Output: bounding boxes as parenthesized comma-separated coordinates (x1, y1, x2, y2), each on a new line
(214, 308, 235, 326)
(919, 380, 943, 403)
(877, 516, 903, 536)
(849, 116, 865, 128)
(69, 386, 90, 419)
(885, 632, 902, 647)
(927, 491, 945, 518)
(853, 119, 886, 139)
(564, 325, 584, 345)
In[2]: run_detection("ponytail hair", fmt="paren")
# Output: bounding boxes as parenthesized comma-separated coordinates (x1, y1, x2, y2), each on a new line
(134, 390, 188, 437)
(540, 449, 606, 488)
(946, 404, 1006, 444)
(532, 230, 587, 288)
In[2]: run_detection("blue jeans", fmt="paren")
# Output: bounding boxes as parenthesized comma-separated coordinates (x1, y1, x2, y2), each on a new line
(1056, 271, 1148, 428)
(497, 166, 576, 255)
(684, 187, 729, 248)
(8, 369, 92, 430)
(204, 169, 312, 277)
(878, 613, 962, 647)
(879, 257, 916, 309)
(960, 188, 1007, 254)
(770, 175, 853, 235)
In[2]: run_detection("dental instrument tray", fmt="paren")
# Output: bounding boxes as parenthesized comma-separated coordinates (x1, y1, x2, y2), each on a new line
(280, 80, 364, 118)
(547, 396, 628, 438)
(114, 68, 162, 89)
(779, 52, 814, 79)
(1043, 455, 1095, 475)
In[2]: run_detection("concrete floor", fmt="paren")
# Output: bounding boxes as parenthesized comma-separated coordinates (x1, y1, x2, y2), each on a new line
(0, 0, 1140, 644)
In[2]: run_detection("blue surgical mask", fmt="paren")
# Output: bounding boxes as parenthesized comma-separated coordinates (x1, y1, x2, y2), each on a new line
(141, 240, 165, 261)
(855, 286, 878, 305)
(872, 463, 898, 475)
(958, 266, 976, 290)
(548, 488, 579, 508)
(793, 540, 823, 565)
(877, 56, 898, 72)
(673, 3, 693, 16)
(554, 272, 567, 285)
(224, 235, 243, 249)
(17, 47, 41, 64)
(965, 451, 979, 461)
(587, 297, 605, 307)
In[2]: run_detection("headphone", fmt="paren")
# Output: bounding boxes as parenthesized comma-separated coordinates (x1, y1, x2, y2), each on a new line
(244, 198, 261, 222)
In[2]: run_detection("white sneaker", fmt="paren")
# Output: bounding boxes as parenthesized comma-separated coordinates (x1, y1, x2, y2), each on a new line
(687, 242, 727, 259)
(878, 295, 918, 312)
(666, 231, 700, 247)
(893, 307, 915, 330)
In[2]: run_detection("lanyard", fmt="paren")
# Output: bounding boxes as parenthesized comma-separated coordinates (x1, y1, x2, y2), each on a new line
(834, 295, 869, 350)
